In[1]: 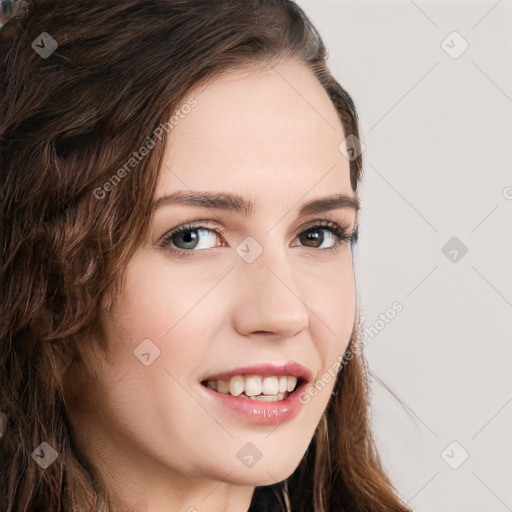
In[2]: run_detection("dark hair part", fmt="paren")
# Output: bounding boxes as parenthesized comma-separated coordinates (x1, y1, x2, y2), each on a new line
(0, 1, 411, 510)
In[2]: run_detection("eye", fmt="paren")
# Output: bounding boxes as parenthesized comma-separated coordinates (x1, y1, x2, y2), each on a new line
(159, 219, 358, 258)
(298, 220, 358, 251)
(300, 229, 337, 249)
(160, 223, 224, 252)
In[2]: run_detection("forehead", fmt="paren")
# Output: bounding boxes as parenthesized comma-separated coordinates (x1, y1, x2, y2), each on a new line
(156, 60, 353, 207)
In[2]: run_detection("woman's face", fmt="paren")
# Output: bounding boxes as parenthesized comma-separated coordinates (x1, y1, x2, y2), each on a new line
(67, 60, 358, 510)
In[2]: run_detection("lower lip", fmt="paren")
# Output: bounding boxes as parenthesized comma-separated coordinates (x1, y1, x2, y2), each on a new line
(201, 383, 306, 425)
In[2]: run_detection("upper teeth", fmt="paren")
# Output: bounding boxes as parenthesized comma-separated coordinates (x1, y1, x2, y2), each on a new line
(206, 375, 298, 397)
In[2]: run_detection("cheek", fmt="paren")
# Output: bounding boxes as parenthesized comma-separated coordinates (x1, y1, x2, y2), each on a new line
(109, 250, 230, 361)
(88, 257, 233, 475)
(308, 253, 356, 357)
(100, 249, 236, 426)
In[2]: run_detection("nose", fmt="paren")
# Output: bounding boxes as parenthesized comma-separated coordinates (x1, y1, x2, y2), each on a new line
(230, 246, 310, 339)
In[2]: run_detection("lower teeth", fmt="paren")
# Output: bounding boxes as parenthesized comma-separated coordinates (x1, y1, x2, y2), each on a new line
(204, 382, 292, 401)
(247, 392, 288, 402)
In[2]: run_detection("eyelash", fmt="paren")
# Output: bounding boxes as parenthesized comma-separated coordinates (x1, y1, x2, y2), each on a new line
(159, 217, 358, 259)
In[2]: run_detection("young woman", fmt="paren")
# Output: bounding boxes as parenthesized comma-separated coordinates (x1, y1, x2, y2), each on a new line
(0, 1, 412, 511)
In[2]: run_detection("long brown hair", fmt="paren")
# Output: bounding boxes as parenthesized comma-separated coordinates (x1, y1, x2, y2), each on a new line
(0, 1, 412, 510)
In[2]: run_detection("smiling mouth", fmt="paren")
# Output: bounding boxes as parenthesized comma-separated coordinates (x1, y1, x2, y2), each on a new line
(201, 375, 302, 402)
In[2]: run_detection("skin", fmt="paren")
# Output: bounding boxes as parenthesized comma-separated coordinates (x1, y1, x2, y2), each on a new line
(64, 59, 358, 512)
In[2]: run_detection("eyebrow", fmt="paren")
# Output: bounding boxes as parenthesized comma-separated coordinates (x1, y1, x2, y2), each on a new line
(151, 190, 360, 217)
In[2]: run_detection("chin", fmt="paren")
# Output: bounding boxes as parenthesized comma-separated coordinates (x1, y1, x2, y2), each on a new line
(224, 448, 307, 486)
(223, 465, 297, 487)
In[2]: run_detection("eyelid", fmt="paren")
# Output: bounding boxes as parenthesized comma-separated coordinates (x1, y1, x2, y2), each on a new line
(300, 217, 353, 233)
(160, 218, 226, 239)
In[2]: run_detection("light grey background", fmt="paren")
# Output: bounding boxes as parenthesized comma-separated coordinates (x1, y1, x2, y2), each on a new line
(295, 1, 512, 510)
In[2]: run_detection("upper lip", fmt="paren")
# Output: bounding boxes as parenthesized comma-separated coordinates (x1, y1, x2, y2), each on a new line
(202, 361, 313, 383)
